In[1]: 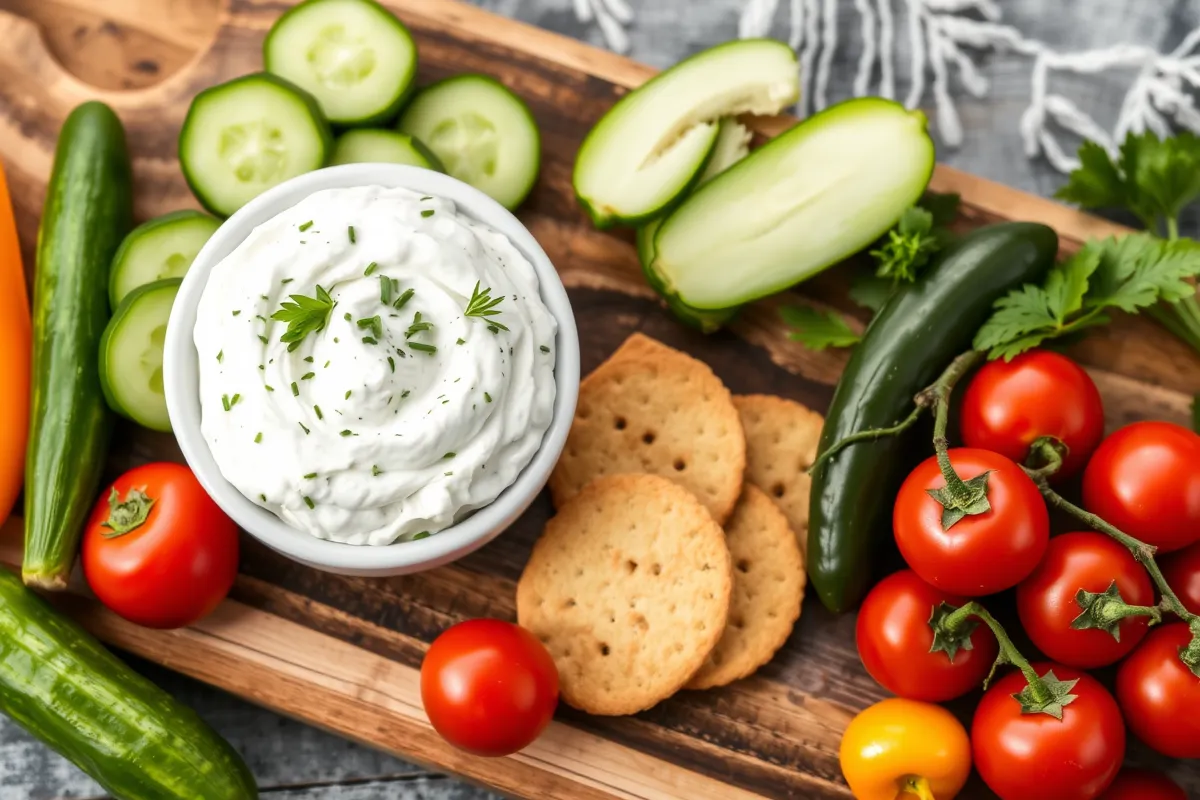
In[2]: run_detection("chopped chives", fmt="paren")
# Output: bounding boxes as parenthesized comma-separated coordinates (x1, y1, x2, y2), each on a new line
(232, 310, 242, 316)
(259, 493, 267, 502)
(400, 390, 410, 398)
(387, 356, 395, 373)
(348, 226, 356, 243)
(254, 432, 263, 444)
(421, 209, 435, 218)
(304, 356, 314, 363)
(301, 372, 315, 380)
(303, 472, 317, 479)
(393, 288, 414, 310)
(281, 278, 294, 285)
(230, 393, 241, 407)
(340, 429, 353, 437)
(456, 338, 465, 345)
(258, 364, 265, 371)
(314, 405, 323, 420)
(413, 531, 430, 540)
(357, 315, 383, 338)
(409, 342, 436, 354)
(290, 382, 299, 396)
(258, 335, 269, 344)
(444, 452, 456, 459)
(221, 394, 232, 411)
(324, 360, 330, 368)
(344, 312, 352, 322)
(216, 350, 224, 363)
(444, 471, 453, 476)
(302, 495, 315, 509)
(420, 196, 432, 201)
(299, 422, 310, 435)
(345, 390, 352, 400)
(540, 345, 550, 353)
(265, 385, 275, 392)
(364, 261, 379, 276)
(299, 220, 313, 232)
(362, 337, 378, 345)
(371, 465, 381, 476)
(484, 392, 492, 403)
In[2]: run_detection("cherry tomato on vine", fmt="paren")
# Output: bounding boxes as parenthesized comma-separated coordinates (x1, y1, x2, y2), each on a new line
(82, 462, 239, 629)
(1098, 769, 1186, 800)
(972, 663, 1124, 800)
(1082, 421, 1200, 553)
(840, 698, 971, 800)
(421, 619, 559, 757)
(856, 569, 997, 701)
(1115, 622, 1200, 759)
(1160, 540, 1200, 615)
(1016, 531, 1154, 668)
(960, 350, 1104, 478)
(894, 448, 1049, 596)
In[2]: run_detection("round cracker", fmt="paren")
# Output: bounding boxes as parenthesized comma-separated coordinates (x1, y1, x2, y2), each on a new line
(550, 334, 745, 523)
(517, 474, 732, 716)
(733, 394, 824, 557)
(686, 484, 805, 690)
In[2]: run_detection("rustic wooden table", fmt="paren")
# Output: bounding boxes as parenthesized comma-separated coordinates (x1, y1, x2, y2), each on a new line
(2, 0, 1199, 797)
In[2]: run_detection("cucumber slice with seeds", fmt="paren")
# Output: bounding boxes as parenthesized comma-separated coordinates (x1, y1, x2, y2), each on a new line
(330, 129, 444, 170)
(574, 39, 799, 228)
(109, 210, 220, 310)
(264, 0, 418, 126)
(180, 72, 332, 217)
(99, 279, 181, 432)
(397, 75, 540, 210)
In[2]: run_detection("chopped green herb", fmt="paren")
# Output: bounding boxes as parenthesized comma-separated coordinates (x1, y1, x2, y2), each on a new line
(464, 282, 509, 331)
(265, 385, 275, 392)
(303, 472, 317, 480)
(487, 324, 500, 335)
(281, 278, 294, 285)
(357, 315, 383, 339)
(299, 220, 314, 232)
(412, 531, 431, 540)
(261, 294, 269, 301)
(371, 465, 381, 476)
(444, 471, 453, 477)
(254, 432, 263, 444)
(232, 310, 242, 317)
(304, 356, 314, 363)
(256, 314, 267, 323)
(420, 196, 432, 201)
(409, 342, 437, 354)
(362, 337, 379, 345)
(364, 261, 379, 276)
(421, 209, 435, 218)
(258, 335, 269, 345)
(290, 382, 299, 396)
(405, 311, 433, 339)
(231, 393, 241, 406)
(456, 337, 466, 345)
(301, 372, 315, 380)
(258, 364, 265, 371)
(298, 422, 310, 435)
(272, 284, 334, 352)
(780, 305, 862, 351)
(340, 429, 354, 437)
(380, 275, 395, 304)
(302, 495, 315, 509)
(344, 312, 352, 322)
(400, 390, 411, 398)
(393, 288, 414, 310)
(314, 405, 323, 420)
(387, 356, 395, 373)
(259, 493, 267, 502)
(444, 452, 456, 459)
(220, 394, 235, 412)
(348, 226, 356, 244)
(540, 345, 550, 353)
(216, 350, 224, 363)
(345, 390, 352, 400)
(484, 391, 492, 403)
(324, 360, 330, 368)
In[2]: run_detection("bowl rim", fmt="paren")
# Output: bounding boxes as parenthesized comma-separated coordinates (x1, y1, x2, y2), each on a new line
(163, 164, 580, 572)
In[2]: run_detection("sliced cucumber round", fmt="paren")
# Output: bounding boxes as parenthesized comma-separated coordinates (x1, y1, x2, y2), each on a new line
(180, 72, 333, 218)
(649, 98, 935, 310)
(573, 39, 799, 229)
(397, 75, 540, 210)
(264, 0, 417, 126)
(109, 210, 220, 310)
(330, 129, 444, 170)
(99, 279, 181, 432)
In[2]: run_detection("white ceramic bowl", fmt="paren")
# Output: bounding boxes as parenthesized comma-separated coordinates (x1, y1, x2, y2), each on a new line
(164, 164, 580, 577)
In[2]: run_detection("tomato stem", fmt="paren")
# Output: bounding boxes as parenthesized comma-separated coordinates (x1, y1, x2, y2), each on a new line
(100, 486, 156, 538)
(925, 351, 989, 528)
(900, 775, 936, 800)
(938, 601, 1040, 687)
(807, 402, 926, 474)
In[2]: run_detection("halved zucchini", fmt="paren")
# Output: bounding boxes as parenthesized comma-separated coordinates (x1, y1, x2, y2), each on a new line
(648, 98, 935, 311)
(573, 39, 798, 229)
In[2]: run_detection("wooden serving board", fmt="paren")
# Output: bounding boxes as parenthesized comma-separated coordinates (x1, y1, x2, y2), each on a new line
(2, 1, 1199, 797)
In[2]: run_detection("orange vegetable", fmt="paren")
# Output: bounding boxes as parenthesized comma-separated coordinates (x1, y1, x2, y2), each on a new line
(0, 161, 30, 525)
(840, 698, 971, 800)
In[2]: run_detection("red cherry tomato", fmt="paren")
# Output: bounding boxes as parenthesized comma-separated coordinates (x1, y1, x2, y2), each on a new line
(1115, 622, 1200, 759)
(973, 663, 1125, 800)
(1161, 540, 1200, 615)
(960, 350, 1104, 478)
(1082, 421, 1200, 553)
(421, 619, 559, 757)
(856, 569, 998, 701)
(894, 448, 1049, 596)
(82, 463, 239, 629)
(1098, 769, 1186, 800)
(1016, 531, 1154, 668)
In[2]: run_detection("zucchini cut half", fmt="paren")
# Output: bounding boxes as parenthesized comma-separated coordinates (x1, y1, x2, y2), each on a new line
(108, 210, 220, 310)
(180, 72, 333, 217)
(330, 129, 445, 170)
(574, 39, 799, 229)
(649, 98, 935, 311)
(264, 0, 418, 126)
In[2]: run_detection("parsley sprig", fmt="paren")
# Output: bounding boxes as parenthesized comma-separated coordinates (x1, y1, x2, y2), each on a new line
(271, 285, 334, 352)
(779, 305, 862, 351)
(464, 282, 509, 331)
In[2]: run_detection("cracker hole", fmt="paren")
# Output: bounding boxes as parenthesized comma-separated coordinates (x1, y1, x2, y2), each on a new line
(737, 559, 751, 573)
(614, 416, 627, 430)
(772, 483, 785, 498)
(696, 621, 707, 631)
(600, 643, 610, 656)
(674, 458, 687, 471)
(642, 432, 656, 445)
(652, 563, 662, 576)
(767, 610, 778, 619)
(564, 598, 576, 609)
(733, 618, 745, 630)
(713, 651, 724, 665)
(626, 559, 638, 574)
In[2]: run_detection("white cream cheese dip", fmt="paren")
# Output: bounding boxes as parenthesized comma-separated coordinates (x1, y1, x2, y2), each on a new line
(194, 186, 557, 545)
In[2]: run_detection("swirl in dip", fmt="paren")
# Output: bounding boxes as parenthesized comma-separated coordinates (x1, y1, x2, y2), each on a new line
(194, 186, 557, 545)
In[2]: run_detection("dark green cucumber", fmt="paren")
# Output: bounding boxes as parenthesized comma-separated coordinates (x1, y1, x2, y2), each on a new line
(25, 102, 132, 589)
(807, 223, 1059, 613)
(0, 569, 257, 798)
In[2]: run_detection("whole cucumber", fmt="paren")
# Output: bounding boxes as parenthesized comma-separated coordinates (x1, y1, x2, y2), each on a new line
(807, 223, 1059, 613)
(25, 102, 132, 589)
(0, 568, 257, 798)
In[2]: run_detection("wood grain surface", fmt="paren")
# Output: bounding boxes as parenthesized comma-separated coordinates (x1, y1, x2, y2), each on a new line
(0, 0, 1198, 798)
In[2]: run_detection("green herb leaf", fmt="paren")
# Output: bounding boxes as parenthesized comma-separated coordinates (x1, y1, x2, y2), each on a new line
(484, 391, 492, 403)
(340, 429, 354, 437)
(232, 310, 242, 317)
(314, 405, 323, 420)
(303, 472, 317, 480)
(362, 337, 379, 345)
(412, 531, 431, 540)
(357, 315, 383, 339)
(216, 349, 224, 363)
(380, 275, 394, 305)
(869, 207, 940, 283)
(348, 225, 356, 244)
(302, 495, 315, 509)
(364, 262, 379, 276)
(540, 345, 551, 353)
(409, 342, 437, 354)
(421, 209, 435, 218)
(393, 287, 415, 310)
(299, 220, 314, 232)
(271, 285, 334, 352)
(779, 305, 861, 350)
(298, 421, 310, 435)
(848, 273, 894, 312)
(405, 311, 433, 339)
(464, 282, 509, 331)
(254, 432, 263, 444)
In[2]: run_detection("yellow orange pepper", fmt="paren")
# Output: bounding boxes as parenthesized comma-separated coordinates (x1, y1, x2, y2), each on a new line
(0, 160, 30, 525)
(840, 698, 971, 800)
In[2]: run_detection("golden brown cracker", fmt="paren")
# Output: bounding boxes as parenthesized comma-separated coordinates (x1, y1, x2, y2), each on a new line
(550, 334, 745, 523)
(686, 484, 805, 690)
(733, 394, 824, 556)
(517, 474, 732, 715)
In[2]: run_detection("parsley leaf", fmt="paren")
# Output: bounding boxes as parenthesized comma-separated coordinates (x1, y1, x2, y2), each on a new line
(870, 207, 941, 283)
(848, 273, 894, 312)
(271, 285, 334, 352)
(779, 305, 861, 350)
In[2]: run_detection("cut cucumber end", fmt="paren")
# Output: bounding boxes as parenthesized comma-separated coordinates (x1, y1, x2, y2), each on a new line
(109, 210, 220, 310)
(179, 72, 333, 217)
(329, 129, 444, 171)
(397, 74, 541, 210)
(573, 39, 799, 228)
(100, 279, 182, 432)
(264, 0, 418, 126)
(652, 97, 935, 310)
